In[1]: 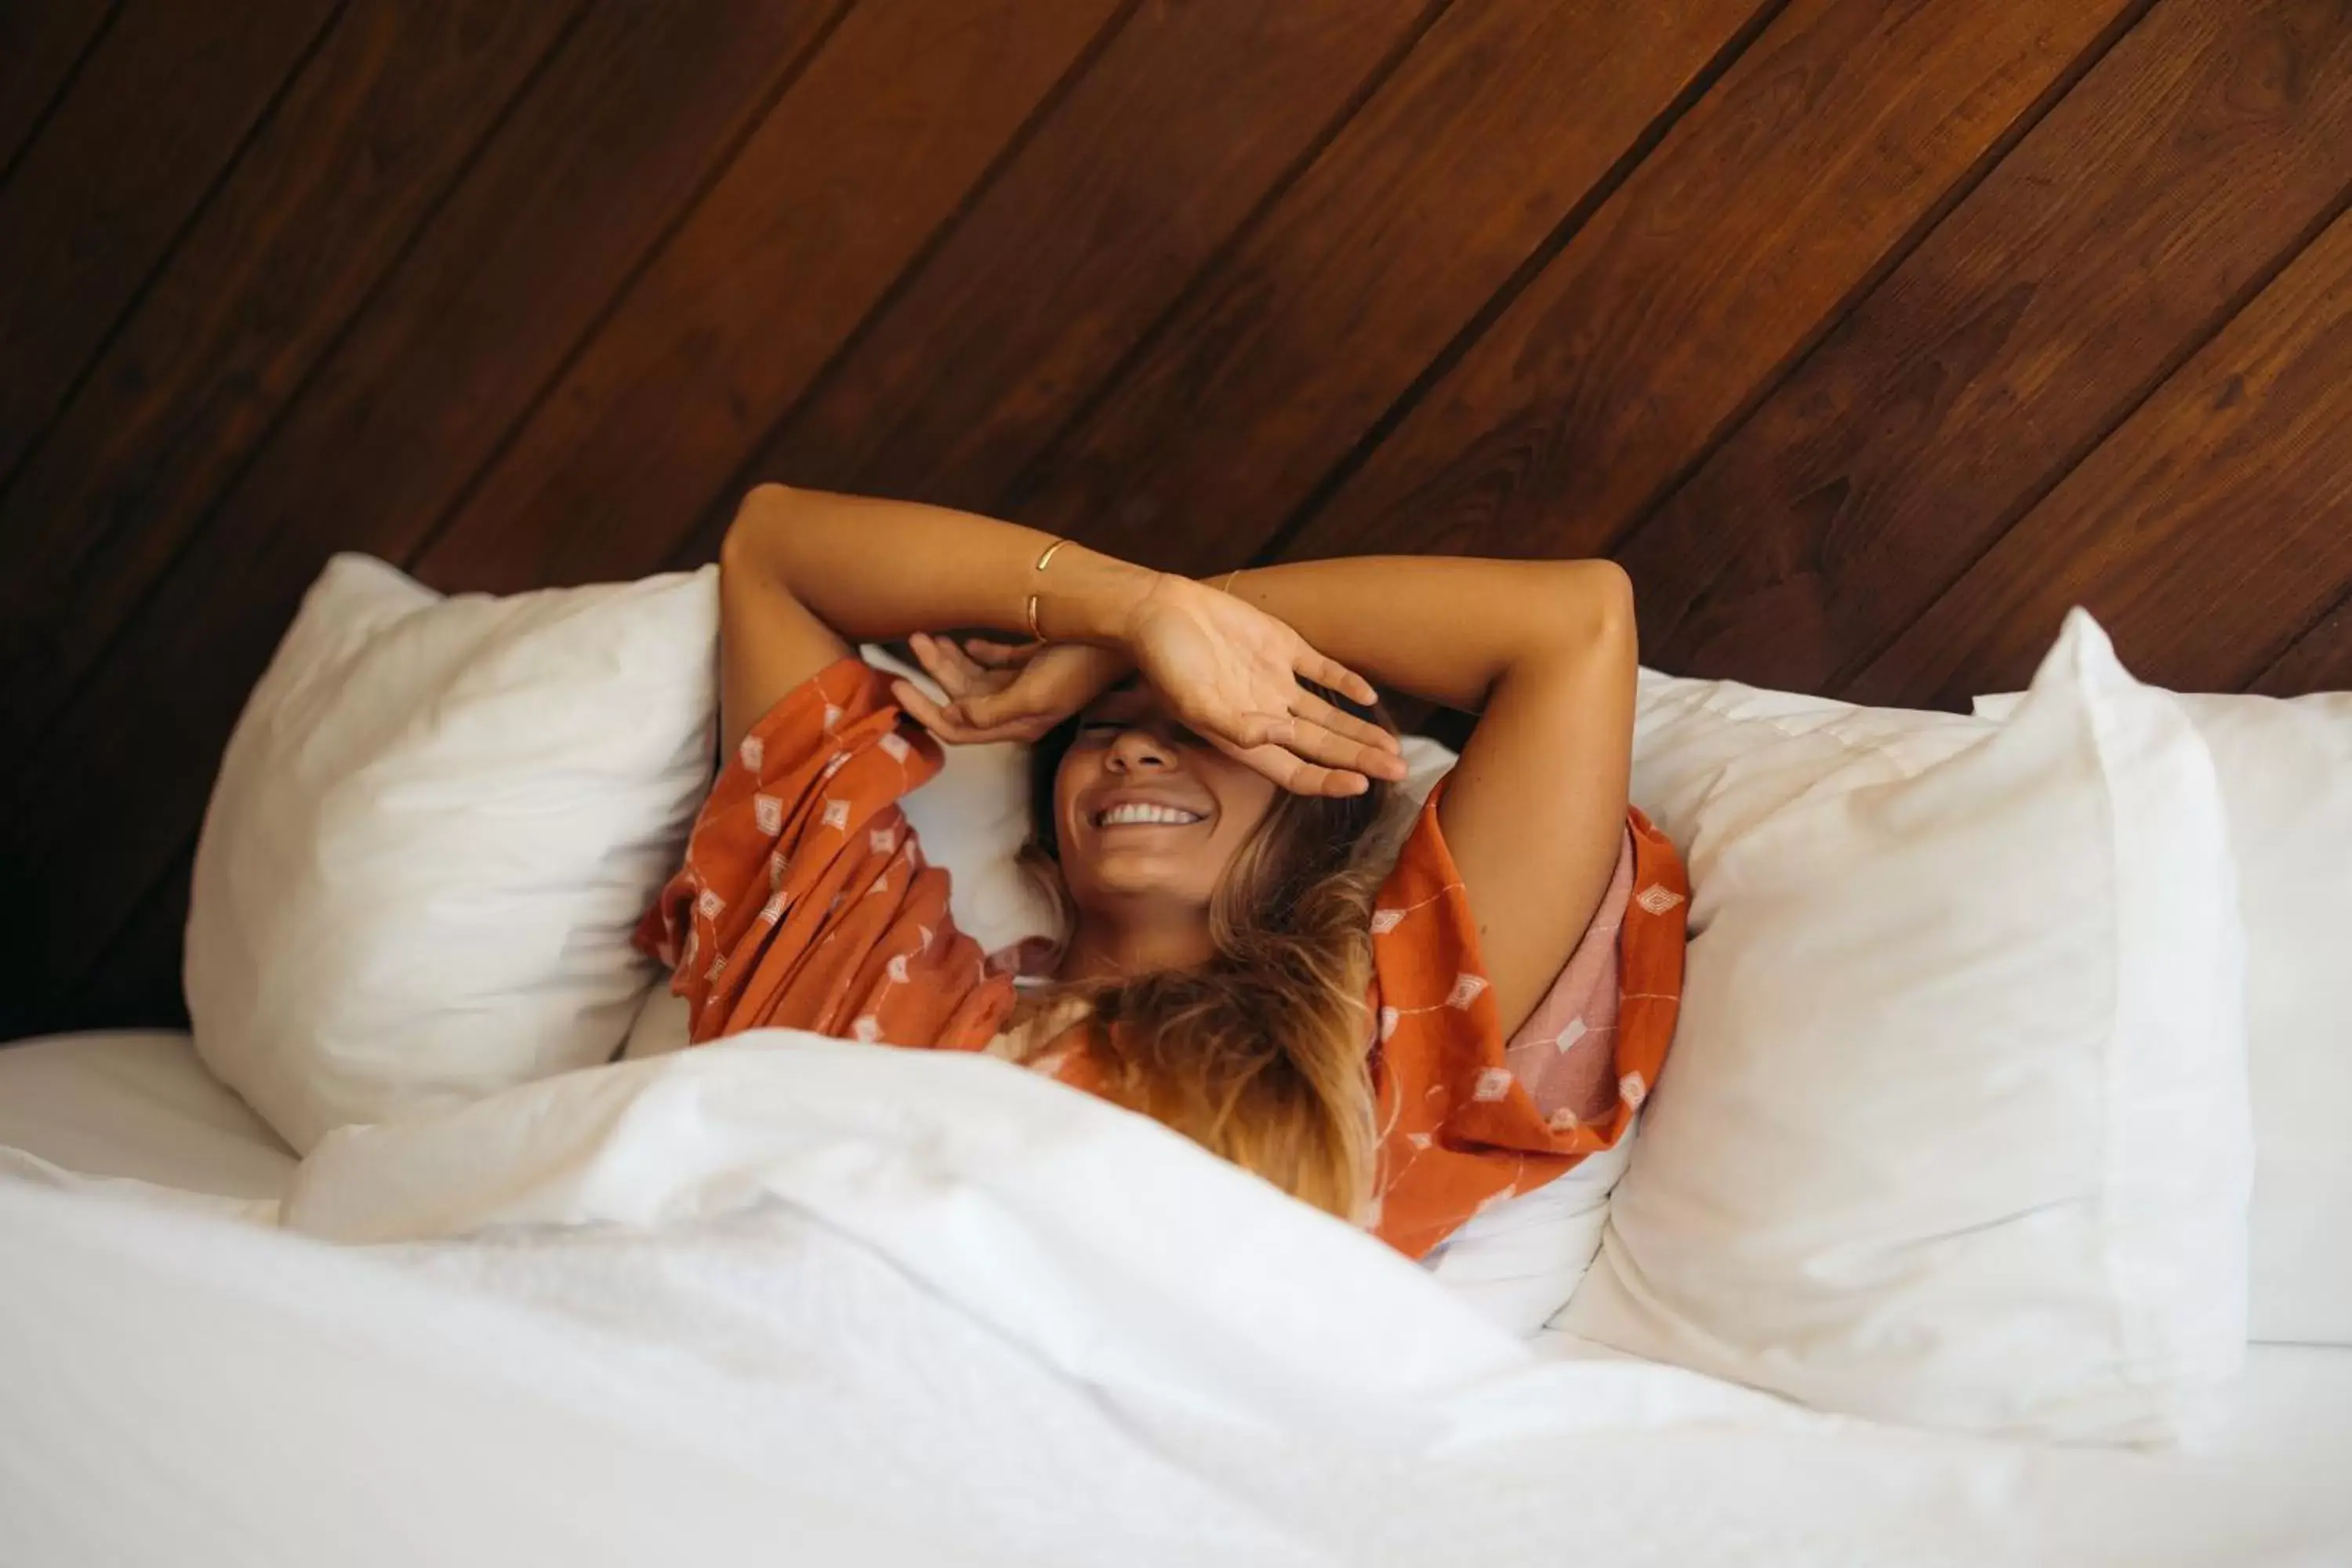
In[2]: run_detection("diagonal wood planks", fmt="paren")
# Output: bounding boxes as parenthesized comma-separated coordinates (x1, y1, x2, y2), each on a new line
(1000, 0, 1777, 576)
(1272, 0, 2151, 580)
(1620, 0, 2352, 696)
(655, 0, 1443, 574)
(409, 0, 1129, 596)
(0, 0, 339, 487)
(1849, 206, 2352, 706)
(0, 0, 583, 750)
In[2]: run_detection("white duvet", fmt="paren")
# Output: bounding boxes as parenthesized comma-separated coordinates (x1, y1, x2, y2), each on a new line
(5, 1031, 2347, 1566)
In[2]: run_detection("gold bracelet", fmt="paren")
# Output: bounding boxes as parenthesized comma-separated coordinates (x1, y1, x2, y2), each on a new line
(1024, 537, 1071, 641)
(1220, 567, 1244, 597)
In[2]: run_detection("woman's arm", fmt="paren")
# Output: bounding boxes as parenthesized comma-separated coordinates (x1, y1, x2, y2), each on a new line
(717, 485, 1401, 793)
(1224, 555, 1639, 1041)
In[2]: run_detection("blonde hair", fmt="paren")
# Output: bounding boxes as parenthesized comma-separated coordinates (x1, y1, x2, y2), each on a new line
(1015, 690, 1396, 1221)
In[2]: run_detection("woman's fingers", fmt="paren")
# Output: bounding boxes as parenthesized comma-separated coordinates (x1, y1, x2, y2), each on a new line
(1289, 690, 1406, 771)
(962, 637, 1036, 668)
(1270, 714, 1411, 784)
(1294, 647, 1378, 708)
(1210, 732, 1370, 798)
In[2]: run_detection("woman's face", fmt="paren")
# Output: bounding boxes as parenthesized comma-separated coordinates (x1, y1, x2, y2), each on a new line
(1052, 680, 1280, 914)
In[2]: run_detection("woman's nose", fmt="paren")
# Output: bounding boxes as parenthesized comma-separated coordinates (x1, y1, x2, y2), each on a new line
(1105, 727, 1174, 772)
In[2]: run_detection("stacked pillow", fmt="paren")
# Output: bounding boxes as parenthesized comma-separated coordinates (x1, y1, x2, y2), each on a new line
(1973, 684, 2352, 1346)
(1566, 613, 2252, 1443)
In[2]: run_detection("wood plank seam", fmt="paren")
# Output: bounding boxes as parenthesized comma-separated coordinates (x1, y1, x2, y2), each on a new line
(1243, 0, 1798, 572)
(16, 0, 593, 775)
(1612, 0, 2166, 583)
(393, 0, 861, 579)
(0, 0, 122, 197)
(2254, 580, 2352, 692)
(0, 0, 352, 506)
(1828, 164, 2352, 698)
(637, 0, 1157, 572)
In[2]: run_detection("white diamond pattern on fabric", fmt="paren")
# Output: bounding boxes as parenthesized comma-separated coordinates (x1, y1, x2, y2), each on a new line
(738, 734, 763, 774)
(1555, 1017, 1588, 1052)
(696, 888, 726, 921)
(1377, 1006, 1399, 1042)
(869, 828, 897, 855)
(850, 1015, 882, 1044)
(1619, 1072, 1646, 1109)
(878, 731, 910, 762)
(1369, 909, 1405, 935)
(1635, 884, 1685, 916)
(821, 799, 850, 832)
(1446, 972, 1488, 1010)
(1472, 1067, 1514, 1102)
(753, 794, 784, 836)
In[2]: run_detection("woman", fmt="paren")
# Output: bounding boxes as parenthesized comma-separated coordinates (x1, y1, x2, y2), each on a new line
(637, 485, 1685, 1260)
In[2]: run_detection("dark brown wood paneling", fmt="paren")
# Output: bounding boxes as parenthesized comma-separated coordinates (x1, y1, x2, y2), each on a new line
(1273, 0, 2147, 577)
(0, 0, 338, 485)
(0, 0, 114, 177)
(1849, 208, 2352, 706)
(2253, 596, 2352, 695)
(1000, 0, 1777, 575)
(0, 0, 582, 748)
(411, 0, 1129, 595)
(2, 0, 848, 1039)
(1621, 0, 2352, 695)
(663, 0, 1442, 570)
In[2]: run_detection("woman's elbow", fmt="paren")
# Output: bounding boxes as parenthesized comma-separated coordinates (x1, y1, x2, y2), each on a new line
(1539, 558, 1637, 665)
(721, 483, 804, 583)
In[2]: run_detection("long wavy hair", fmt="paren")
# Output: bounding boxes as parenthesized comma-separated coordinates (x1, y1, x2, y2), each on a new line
(1012, 683, 1398, 1222)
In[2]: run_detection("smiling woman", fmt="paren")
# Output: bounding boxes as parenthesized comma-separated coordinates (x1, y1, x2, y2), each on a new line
(633, 484, 1686, 1255)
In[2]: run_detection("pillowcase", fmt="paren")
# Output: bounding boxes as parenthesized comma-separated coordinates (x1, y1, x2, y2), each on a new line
(187, 556, 719, 1152)
(1976, 684, 2352, 1346)
(1563, 611, 2250, 1444)
(623, 648, 1632, 1333)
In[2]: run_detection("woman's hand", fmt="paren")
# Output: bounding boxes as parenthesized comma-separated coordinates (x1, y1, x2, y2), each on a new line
(1119, 575, 1406, 797)
(891, 633, 1128, 745)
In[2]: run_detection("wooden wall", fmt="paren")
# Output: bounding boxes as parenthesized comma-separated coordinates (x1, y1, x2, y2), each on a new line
(4, 0, 2348, 1040)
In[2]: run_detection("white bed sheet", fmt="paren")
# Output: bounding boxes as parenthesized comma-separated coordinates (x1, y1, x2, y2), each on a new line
(3, 1028, 2347, 1517)
(0, 1029, 292, 1200)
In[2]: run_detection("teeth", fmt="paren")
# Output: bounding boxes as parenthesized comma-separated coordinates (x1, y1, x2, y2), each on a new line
(1096, 803, 1203, 827)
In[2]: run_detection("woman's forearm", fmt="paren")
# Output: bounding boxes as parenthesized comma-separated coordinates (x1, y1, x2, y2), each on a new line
(734, 484, 1625, 712)
(730, 484, 1157, 646)
(1217, 554, 1635, 712)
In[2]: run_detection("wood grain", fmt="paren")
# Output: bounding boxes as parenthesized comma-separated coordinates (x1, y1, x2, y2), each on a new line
(998, 0, 1774, 576)
(1848, 208, 2352, 706)
(0, 0, 113, 178)
(662, 0, 1438, 572)
(1276, 0, 2145, 577)
(1620, 0, 2352, 695)
(2252, 595, 2352, 695)
(0, 0, 583, 1025)
(0, 0, 337, 485)
(412, 0, 1127, 595)
(0, 0, 580, 748)
(0, 0, 844, 1030)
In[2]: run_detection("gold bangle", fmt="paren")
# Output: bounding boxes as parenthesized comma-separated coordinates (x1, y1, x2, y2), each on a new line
(1219, 567, 1243, 597)
(1025, 536, 1071, 641)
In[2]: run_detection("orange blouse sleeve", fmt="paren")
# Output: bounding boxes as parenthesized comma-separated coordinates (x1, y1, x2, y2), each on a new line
(1363, 776, 1688, 1258)
(633, 656, 1015, 1050)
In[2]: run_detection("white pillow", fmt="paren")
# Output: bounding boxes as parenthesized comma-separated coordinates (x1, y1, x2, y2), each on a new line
(1976, 684, 2352, 1346)
(1565, 611, 2251, 1444)
(622, 651, 1630, 1332)
(187, 556, 719, 1152)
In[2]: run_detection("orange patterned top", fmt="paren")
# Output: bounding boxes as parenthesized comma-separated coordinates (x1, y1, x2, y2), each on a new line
(637, 656, 1686, 1259)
